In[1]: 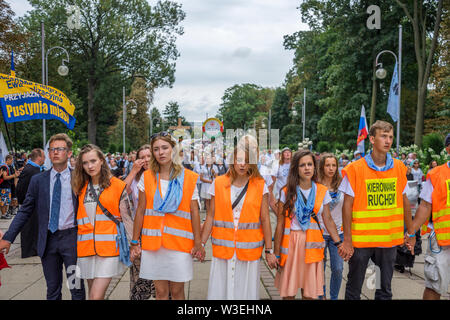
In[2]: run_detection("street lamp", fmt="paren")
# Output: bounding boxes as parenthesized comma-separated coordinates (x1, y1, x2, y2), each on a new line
(43, 46, 70, 149)
(375, 47, 401, 154)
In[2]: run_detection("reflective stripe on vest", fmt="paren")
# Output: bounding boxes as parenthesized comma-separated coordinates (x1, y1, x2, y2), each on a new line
(141, 168, 199, 253)
(279, 183, 328, 266)
(211, 175, 265, 261)
(76, 177, 126, 258)
(342, 158, 407, 248)
(427, 165, 450, 246)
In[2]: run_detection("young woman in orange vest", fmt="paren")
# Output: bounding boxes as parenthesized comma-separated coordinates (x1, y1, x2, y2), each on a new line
(123, 144, 155, 300)
(273, 149, 344, 300)
(130, 131, 204, 300)
(72, 144, 133, 300)
(317, 153, 344, 300)
(200, 144, 278, 300)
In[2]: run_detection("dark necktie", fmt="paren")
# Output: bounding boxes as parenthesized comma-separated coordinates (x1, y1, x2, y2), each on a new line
(49, 173, 61, 233)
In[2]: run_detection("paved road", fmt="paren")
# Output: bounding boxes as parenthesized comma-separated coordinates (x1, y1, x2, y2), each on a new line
(0, 210, 448, 300)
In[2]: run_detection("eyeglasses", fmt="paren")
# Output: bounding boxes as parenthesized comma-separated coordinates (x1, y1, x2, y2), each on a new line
(150, 131, 170, 141)
(48, 147, 68, 153)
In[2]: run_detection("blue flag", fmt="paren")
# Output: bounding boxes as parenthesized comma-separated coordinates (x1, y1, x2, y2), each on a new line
(10, 50, 15, 77)
(387, 62, 399, 122)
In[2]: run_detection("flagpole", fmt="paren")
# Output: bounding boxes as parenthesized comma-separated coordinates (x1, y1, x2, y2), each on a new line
(41, 22, 46, 150)
(397, 25, 402, 154)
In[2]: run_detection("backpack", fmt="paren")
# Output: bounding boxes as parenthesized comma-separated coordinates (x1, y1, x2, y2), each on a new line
(0, 164, 10, 185)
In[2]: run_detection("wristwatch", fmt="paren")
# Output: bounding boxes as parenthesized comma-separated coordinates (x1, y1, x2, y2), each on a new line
(334, 240, 343, 247)
(265, 249, 274, 254)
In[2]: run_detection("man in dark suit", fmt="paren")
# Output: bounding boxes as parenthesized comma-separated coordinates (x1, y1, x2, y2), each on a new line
(16, 148, 45, 258)
(0, 134, 85, 300)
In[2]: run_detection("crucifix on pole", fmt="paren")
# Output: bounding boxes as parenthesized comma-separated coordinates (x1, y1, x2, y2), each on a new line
(169, 118, 191, 143)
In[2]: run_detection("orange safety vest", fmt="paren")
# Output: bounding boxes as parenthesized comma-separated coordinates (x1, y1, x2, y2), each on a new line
(211, 175, 265, 261)
(421, 163, 450, 246)
(141, 168, 198, 253)
(342, 158, 407, 248)
(279, 183, 328, 266)
(77, 177, 126, 257)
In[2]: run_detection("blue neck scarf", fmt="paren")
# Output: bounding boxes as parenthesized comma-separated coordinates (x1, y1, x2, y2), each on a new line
(364, 151, 394, 172)
(328, 190, 342, 211)
(294, 182, 316, 232)
(28, 159, 45, 171)
(153, 168, 185, 213)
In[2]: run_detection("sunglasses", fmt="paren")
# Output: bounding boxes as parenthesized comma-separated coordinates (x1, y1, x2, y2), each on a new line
(150, 131, 170, 141)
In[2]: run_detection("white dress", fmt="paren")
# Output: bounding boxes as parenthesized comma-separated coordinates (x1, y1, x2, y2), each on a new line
(138, 175, 199, 282)
(207, 180, 269, 300)
(77, 184, 129, 279)
(272, 163, 290, 200)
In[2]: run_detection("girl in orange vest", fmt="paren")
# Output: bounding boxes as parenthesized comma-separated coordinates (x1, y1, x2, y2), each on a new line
(201, 144, 278, 300)
(274, 149, 344, 300)
(130, 132, 204, 300)
(72, 144, 133, 300)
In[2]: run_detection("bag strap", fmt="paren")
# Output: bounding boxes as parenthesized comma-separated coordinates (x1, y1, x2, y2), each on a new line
(231, 180, 249, 210)
(88, 180, 120, 227)
(299, 190, 323, 235)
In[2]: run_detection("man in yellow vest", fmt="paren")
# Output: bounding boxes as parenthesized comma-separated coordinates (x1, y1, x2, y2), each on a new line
(339, 120, 415, 300)
(406, 133, 450, 300)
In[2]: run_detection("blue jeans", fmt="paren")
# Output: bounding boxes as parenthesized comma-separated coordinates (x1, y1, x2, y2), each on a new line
(320, 233, 344, 300)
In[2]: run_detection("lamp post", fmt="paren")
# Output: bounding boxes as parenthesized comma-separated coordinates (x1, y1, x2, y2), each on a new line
(42, 44, 70, 149)
(149, 112, 162, 137)
(122, 86, 137, 154)
(373, 25, 402, 154)
(374, 47, 401, 154)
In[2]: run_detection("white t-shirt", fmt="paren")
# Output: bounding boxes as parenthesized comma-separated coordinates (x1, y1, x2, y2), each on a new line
(338, 175, 409, 197)
(137, 175, 199, 200)
(279, 187, 332, 231)
(272, 163, 290, 200)
(208, 180, 269, 197)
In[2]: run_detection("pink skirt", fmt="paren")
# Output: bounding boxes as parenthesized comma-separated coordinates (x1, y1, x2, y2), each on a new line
(274, 230, 324, 298)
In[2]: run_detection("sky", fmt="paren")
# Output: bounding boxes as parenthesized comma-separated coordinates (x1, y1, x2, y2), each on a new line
(9, 0, 308, 123)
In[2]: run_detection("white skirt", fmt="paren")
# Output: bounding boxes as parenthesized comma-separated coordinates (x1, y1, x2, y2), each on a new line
(207, 253, 260, 300)
(139, 247, 193, 282)
(77, 256, 126, 279)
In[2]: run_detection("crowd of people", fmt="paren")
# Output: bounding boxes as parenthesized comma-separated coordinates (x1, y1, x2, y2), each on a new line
(0, 121, 448, 301)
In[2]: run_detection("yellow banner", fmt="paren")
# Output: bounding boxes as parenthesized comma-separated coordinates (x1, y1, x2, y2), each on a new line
(0, 73, 75, 116)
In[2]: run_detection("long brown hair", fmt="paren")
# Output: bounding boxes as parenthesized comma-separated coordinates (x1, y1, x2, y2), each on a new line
(72, 144, 112, 195)
(318, 153, 342, 191)
(281, 149, 317, 218)
(149, 133, 183, 179)
(226, 145, 262, 185)
(135, 144, 151, 182)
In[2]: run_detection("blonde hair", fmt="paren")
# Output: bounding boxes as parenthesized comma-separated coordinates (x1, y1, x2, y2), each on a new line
(48, 133, 73, 149)
(369, 120, 393, 137)
(149, 134, 183, 179)
(226, 145, 262, 184)
(72, 144, 112, 195)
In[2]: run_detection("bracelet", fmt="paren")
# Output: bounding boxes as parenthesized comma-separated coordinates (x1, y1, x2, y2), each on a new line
(201, 243, 205, 247)
(406, 232, 416, 238)
(275, 255, 280, 259)
(130, 239, 139, 245)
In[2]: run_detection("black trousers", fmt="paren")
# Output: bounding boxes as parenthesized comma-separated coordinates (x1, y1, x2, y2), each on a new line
(345, 247, 397, 300)
(40, 227, 85, 300)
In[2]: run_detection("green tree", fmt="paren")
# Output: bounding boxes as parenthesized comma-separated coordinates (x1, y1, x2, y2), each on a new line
(162, 101, 188, 128)
(20, 0, 185, 147)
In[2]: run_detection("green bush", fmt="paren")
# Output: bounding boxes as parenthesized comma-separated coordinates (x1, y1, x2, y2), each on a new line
(109, 143, 117, 154)
(316, 141, 331, 153)
(423, 133, 444, 154)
